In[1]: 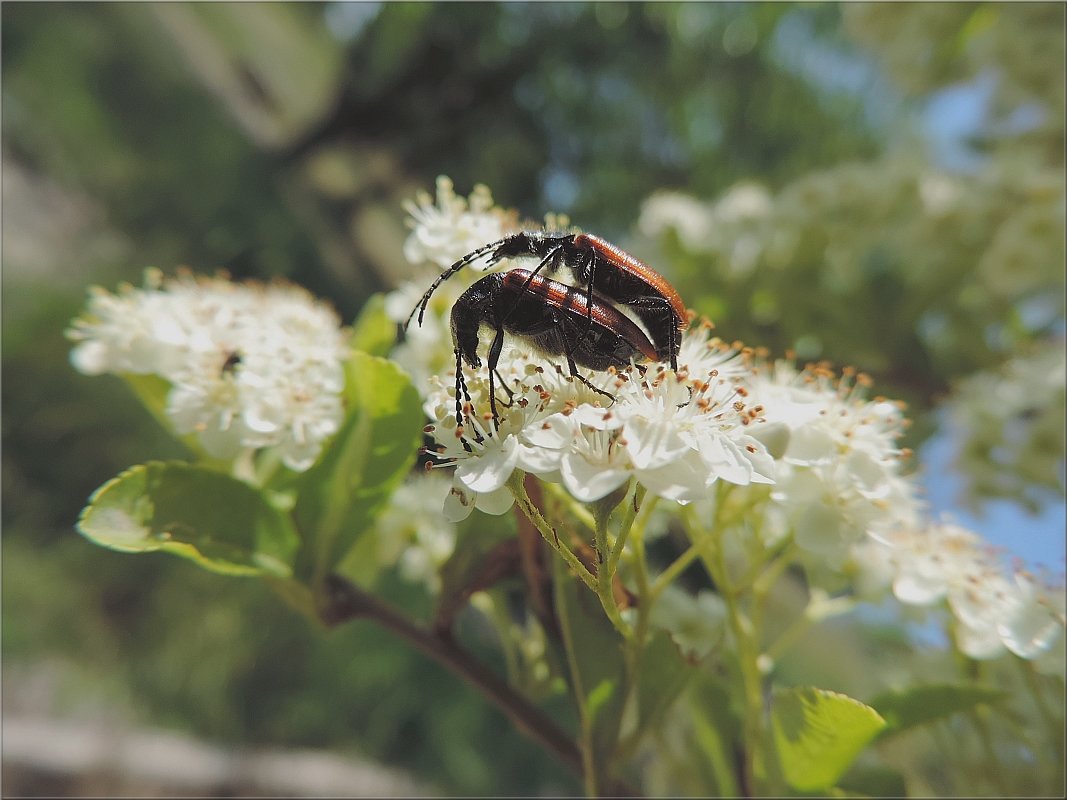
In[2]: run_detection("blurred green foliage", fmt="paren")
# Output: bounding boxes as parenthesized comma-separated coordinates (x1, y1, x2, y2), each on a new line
(3, 1, 1062, 796)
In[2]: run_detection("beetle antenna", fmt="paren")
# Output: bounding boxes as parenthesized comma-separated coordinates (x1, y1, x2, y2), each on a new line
(405, 236, 511, 329)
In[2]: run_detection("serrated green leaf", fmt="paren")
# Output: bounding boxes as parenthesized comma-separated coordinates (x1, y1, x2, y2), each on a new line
(869, 683, 1008, 737)
(771, 687, 886, 792)
(295, 351, 422, 583)
(77, 461, 299, 576)
(350, 294, 400, 358)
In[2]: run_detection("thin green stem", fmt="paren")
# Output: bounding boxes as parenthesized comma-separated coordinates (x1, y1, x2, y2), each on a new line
(508, 472, 597, 591)
(732, 536, 791, 597)
(699, 520, 764, 796)
(649, 541, 704, 601)
(253, 446, 285, 487)
(607, 482, 643, 573)
(593, 500, 632, 638)
(624, 490, 658, 647)
(748, 545, 797, 642)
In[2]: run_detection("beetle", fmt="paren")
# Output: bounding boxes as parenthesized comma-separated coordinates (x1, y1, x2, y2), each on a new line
(448, 267, 658, 436)
(406, 231, 689, 370)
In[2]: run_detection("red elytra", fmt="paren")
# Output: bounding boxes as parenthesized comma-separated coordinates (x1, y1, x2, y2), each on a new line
(496, 269, 659, 363)
(570, 233, 688, 334)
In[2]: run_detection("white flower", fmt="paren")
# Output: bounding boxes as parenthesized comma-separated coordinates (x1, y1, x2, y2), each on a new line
(402, 176, 511, 269)
(1003, 572, 1067, 660)
(443, 477, 515, 523)
(649, 586, 727, 660)
(522, 407, 633, 502)
(918, 173, 962, 216)
(606, 367, 775, 503)
(68, 270, 347, 471)
(744, 360, 922, 566)
(714, 183, 773, 224)
(68, 269, 196, 377)
(867, 521, 1066, 660)
(638, 183, 773, 276)
(638, 192, 714, 248)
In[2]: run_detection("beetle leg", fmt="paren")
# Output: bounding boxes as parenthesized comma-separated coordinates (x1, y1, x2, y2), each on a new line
(550, 309, 618, 404)
(564, 351, 618, 404)
(487, 324, 507, 429)
(493, 368, 516, 408)
(453, 348, 465, 426)
(454, 348, 476, 451)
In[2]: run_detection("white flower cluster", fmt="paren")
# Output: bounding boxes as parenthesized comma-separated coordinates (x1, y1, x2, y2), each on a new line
(950, 341, 1066, 511)
(67, 269, 347, 471)
(857, 521, 1066, 662)
(638, 157, 1065, 313)
(639, 183, 774, 278)
(746, 360, 921, 568)
(421, 331, 775, 521)
(743, 358, 1064, 661)
(389, 177, 1064, 664)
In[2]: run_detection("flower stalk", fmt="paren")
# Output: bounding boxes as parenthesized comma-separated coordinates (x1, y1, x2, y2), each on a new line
(508, 471, 597, 591)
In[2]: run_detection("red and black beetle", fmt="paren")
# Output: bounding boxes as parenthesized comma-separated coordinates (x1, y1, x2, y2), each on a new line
(448, 267, 658, 435)
(406, 231, 689, 371)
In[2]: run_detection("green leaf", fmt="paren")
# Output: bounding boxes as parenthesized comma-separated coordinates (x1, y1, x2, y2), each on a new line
(350, 294, 399, 358)
(634, 630, 700, 735)
(836, 764, 908, 798)
(771, 687, 886, 793)
(77, 461, 299, 576)
(869, 683, 1008, 738)
(552, 556, 629, 789)
(675, 670, 742, 797)
(294, 351, 423, 583)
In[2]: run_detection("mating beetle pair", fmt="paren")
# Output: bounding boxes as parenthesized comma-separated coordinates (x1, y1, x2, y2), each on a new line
(404, 231, 690, 432)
